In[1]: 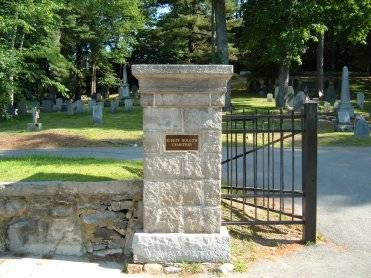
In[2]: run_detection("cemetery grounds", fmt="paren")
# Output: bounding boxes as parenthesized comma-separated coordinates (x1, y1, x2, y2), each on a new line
(0, 75, 370, 274)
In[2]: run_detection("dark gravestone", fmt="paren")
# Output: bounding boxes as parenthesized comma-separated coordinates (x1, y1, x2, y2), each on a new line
(42, 100, 53, 112)
(354, 116, 370, 139)
(325, 84, 337, 105)
(17, 102, 28, 116)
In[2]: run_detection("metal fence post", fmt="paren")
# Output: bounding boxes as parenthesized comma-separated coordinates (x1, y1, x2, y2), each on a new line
(302, 102, 318, 242)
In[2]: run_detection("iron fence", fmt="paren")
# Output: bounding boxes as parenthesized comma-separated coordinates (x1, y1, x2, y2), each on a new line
(221, 102, 317, 242)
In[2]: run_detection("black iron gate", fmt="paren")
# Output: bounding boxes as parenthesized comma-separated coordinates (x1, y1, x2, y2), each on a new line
(221, 102, 317, 242)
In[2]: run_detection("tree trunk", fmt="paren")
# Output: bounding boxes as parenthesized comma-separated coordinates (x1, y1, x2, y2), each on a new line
(214, 0, 231, 108)
(211, 0, 216, 62)
(74, 45, 83, 100)
(275, 65, 290, 109)
(91, 62, 97, 98)
(316, 34, 324, 98)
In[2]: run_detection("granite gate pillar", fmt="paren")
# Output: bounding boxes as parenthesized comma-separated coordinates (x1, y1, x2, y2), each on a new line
(132, 65, 233, 263)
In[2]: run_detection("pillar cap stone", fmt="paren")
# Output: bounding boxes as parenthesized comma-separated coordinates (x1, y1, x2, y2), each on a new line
(132, 64, 234, 79)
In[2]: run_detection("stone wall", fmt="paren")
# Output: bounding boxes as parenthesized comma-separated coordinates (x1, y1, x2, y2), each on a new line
(0, 181, 143, 257)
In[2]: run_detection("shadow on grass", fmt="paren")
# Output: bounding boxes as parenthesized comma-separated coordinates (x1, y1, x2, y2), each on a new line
(122, 165, 143, 177)
(222, 201, 302, 248)
(0, 131, 139, 149)
(19, 172, 116, 182)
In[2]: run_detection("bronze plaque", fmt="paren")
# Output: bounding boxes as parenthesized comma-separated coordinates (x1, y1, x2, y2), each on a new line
(165, 135, 199, 151)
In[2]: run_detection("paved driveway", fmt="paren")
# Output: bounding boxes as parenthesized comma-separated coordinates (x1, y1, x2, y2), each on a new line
(246, 147, 371, 277)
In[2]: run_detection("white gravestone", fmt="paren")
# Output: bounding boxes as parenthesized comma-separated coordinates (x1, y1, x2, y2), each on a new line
(267, 93, 273, 102)
(337, 66, 354, 117)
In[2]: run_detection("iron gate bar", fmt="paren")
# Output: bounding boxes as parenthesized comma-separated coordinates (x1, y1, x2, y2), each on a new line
(221, 132, 301, 165)
(221, 103, 318, 243)
(223, 198, 303, 220)
(221, 186, 303, 195)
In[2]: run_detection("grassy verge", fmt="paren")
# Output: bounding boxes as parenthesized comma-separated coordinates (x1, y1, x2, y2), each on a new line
(0, 106, 143, 149)
(0, 156, 143, 182)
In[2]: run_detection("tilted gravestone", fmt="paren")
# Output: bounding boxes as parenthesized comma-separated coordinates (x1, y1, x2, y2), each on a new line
(354, 116, 370, 139)
(131, 64, 233, 263)
(92, 103, 103, 124)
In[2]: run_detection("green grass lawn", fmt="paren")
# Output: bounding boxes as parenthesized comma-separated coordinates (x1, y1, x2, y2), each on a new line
(0, 156, 143, 182)
(0, 105, 143, 149)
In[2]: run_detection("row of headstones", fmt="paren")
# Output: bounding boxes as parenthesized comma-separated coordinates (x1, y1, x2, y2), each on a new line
(267, 88, 366, 112)
(91, 99, 134, 124)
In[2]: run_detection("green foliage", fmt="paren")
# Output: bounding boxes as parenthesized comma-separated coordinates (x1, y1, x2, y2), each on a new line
(238, 0, 325, 69)
(0, 0, 145, 117)
(132, 0, 238, 64)
(181, 262, 203, 274)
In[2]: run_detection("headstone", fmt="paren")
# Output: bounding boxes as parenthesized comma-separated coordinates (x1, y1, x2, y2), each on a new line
(67, 102, 75, 115)
(56, 98, 63, 107)
(27, 107, 42, 131)
(110, 100, 119, 113)
(124, 98, 133, 112)
(119, 84, 130, 99)
(119, 65, 130, 99)
(293, 91, 306, 111)
(88, 99, 96, 111)
(337, 66, 354, 117)
(354, 115, 370, 139)
(17, 102, 28, 116)
(274, 85, 294, 109)
(267, 93, 273, 102)
(75, 100, 84, 113)
(92, 104, 103, 124)
(356, 93, 365, 109)
(338, 111, 351, 124)
(53, 98, 63, 111)
(41, 99, 53, 112)
(324, 82, 337, 105)
(323, 102, 331, 113)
